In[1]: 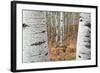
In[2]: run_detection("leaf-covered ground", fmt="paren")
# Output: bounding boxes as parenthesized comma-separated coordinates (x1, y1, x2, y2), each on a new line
(48, 32, 77, 61)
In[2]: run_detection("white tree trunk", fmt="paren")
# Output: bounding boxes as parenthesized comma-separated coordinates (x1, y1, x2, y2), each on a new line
(60, 12, 64, 46)
(76, 13, 91, 60)
(23, 10, 48, 63)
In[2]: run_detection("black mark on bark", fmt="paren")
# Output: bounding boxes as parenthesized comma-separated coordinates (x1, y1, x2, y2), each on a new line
(79, 55, 81, 58)
(84, 40, 91, 43)
(45, 52, 48, 56)
(85, 45, 91, 48)
(84, 23, 91, 28)
(23, 23, 29, 28)
(34, 30, 46, 34)
(30, 41, 46, 46)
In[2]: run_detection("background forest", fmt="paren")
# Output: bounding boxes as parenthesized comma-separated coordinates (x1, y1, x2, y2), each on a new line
(46, 12, 79, 61)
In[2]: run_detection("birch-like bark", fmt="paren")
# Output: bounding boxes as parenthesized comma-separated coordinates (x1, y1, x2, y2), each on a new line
(76, 13, 91, 60)
(23, 10, 48, 63)
(60, 12, 64, 46)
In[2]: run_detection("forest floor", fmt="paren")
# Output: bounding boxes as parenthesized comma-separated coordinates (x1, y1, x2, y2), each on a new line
(48, 32, 78, 61)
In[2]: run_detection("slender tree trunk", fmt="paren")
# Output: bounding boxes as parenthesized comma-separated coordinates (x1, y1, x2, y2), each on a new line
(60, 12, 64, 46)
(50, 12, 54, 45)
(64, 12, 68, 33)
(55, 12, 59, 47)
(67, 13, 71, 33)
(72, 13, 75, 31)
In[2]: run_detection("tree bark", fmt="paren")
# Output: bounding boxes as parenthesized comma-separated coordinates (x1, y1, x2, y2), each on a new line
(60, 12, 64, 46)
(23, 10, 48, 63)
(55, 12, 59, 46)
(76, 13, 91, 60)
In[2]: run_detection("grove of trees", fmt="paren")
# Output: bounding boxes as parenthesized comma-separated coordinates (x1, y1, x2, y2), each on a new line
(46, 11, 79, 61)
